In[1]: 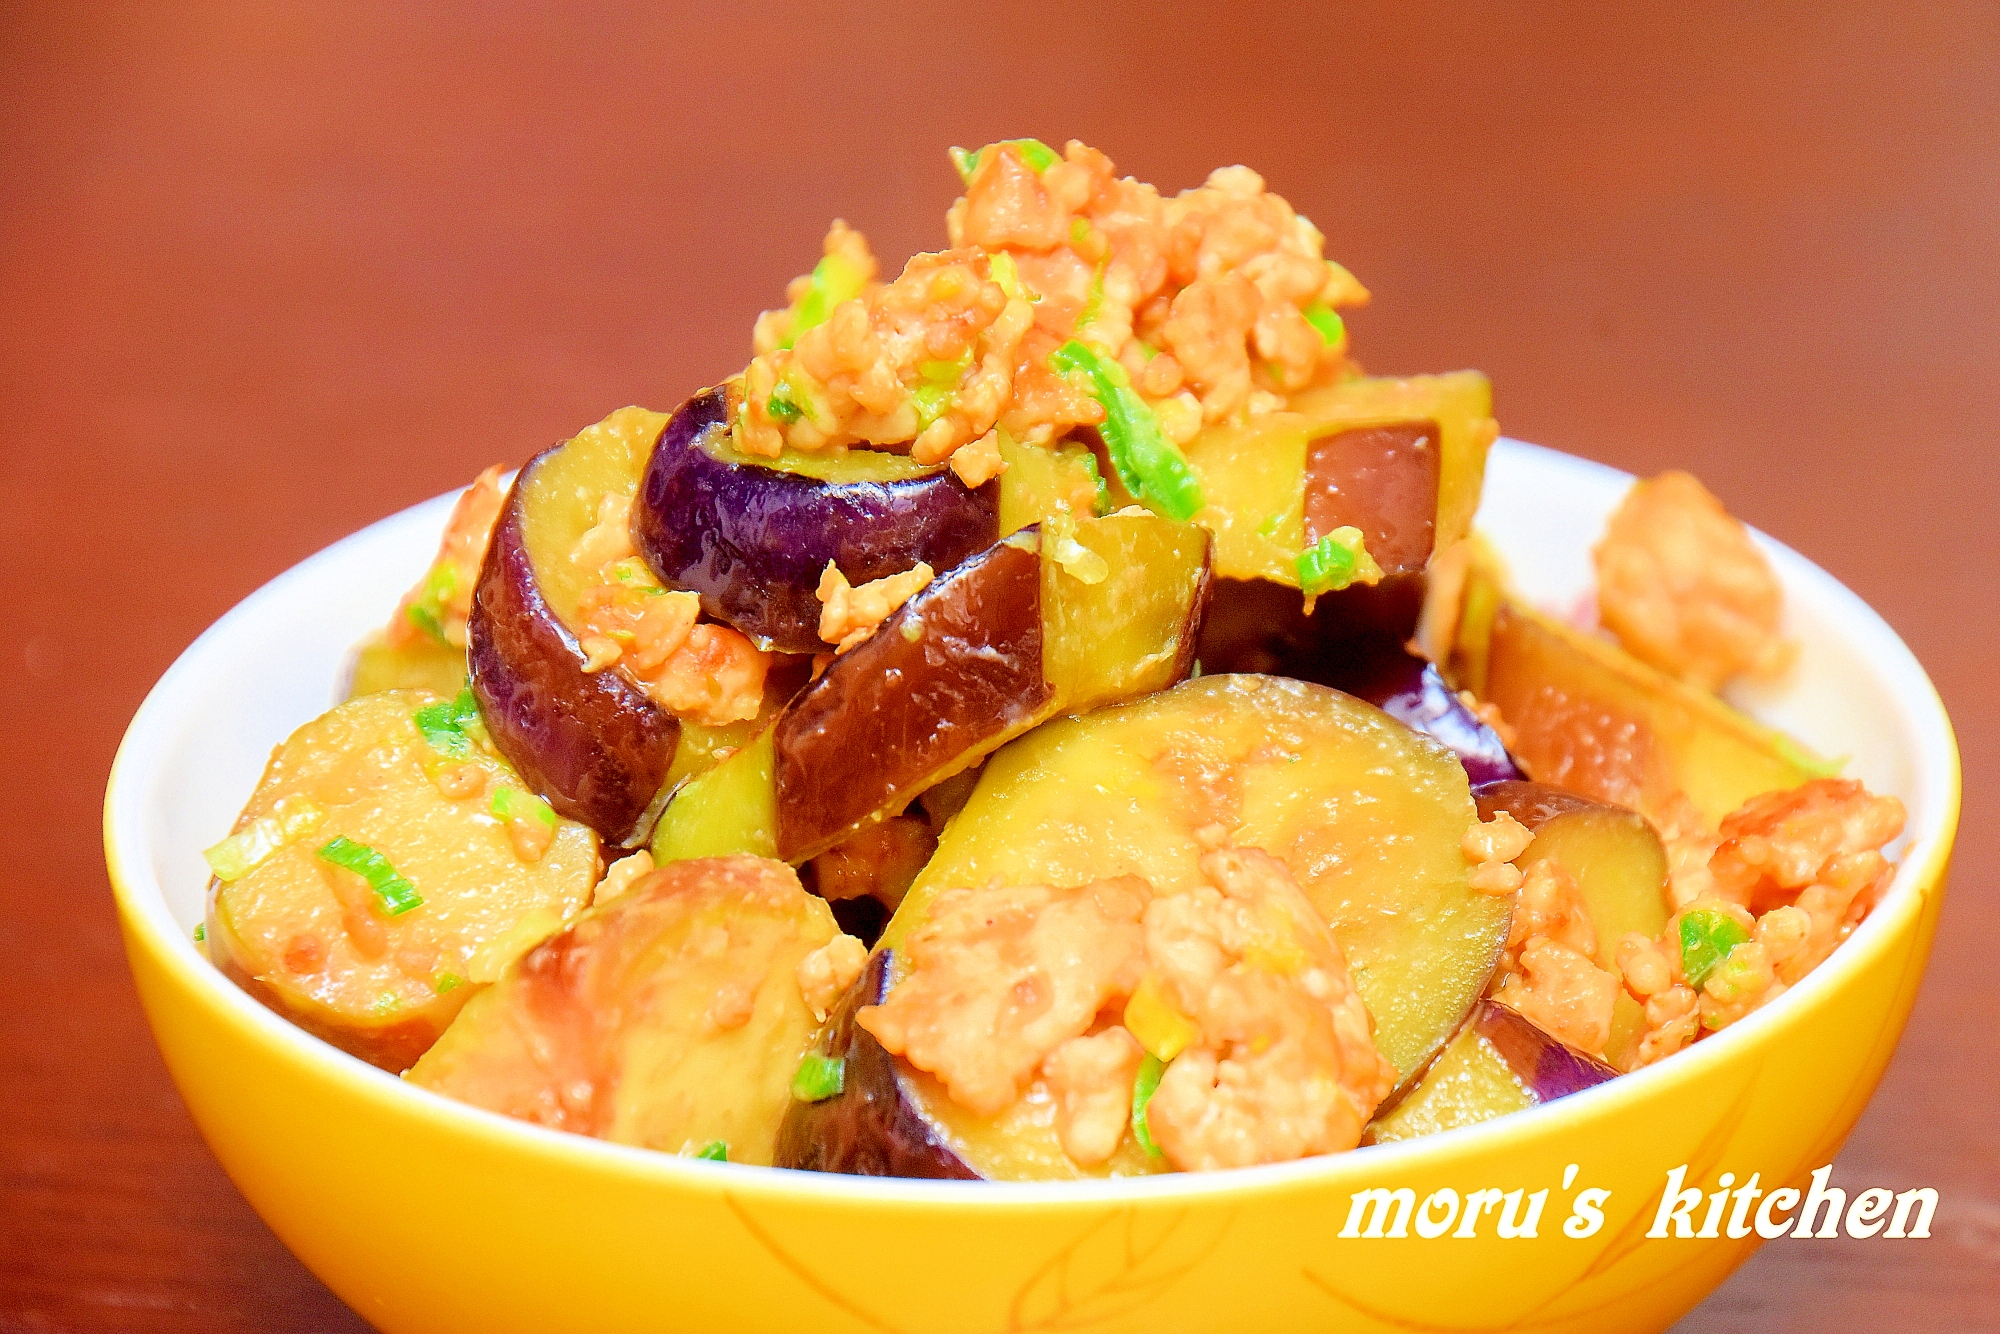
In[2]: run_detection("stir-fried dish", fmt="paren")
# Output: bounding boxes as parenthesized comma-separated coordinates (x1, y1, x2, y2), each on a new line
(204, 140, 1904, 1176)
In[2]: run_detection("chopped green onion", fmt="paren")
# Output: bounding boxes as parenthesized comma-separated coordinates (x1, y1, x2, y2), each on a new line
(1256, 512, 1285, 540)
(203, 795, 325, 882)
(1131, 1054, 1167, 1157)
(435, 972, 464, 994)
(950, 138, 1059, 183)
(910, 382, 953, 430)
(791, 1053, 846, 1102)
(1077, 452, 1110, 516)
(782, 251, 870, 349)
(988, 250, 1035, 304)
(1070, 217, 1092, 245)
(405, 602, 448, 647)
(1296, 526, 1382, 595)
(493, 786, 557, 829)
(404, 564, 458, 647)
(1012, 138, 1060, 171)
(695, 1140, 729, 1162)
(1047, 340, 1204, 522)
(192, 923, 205, 942)
(315, 836, 423, 916)
(909, 353, 973, 429)
(1074, 259, 1107, 331)
(1302, 303, 1345, 345)
(1679, 908, 1752, 990)
(919, 354, 971, 385)
(766, 385, 802, 423)
(413, 688, 481, 756)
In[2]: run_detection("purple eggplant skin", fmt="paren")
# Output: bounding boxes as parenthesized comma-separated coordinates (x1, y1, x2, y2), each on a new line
(468, 448, 680, 848)
(774, 950, 979, 1178)
(1194, 574, 1521, 783)
(632, 386, 1001, 654)
(1472, 999, 1620, 1102)
(1361, 656, 1522, 786)
(773, 534, 1052, 863)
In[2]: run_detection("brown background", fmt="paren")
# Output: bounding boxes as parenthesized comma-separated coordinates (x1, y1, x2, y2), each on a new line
(2, 2, 1994, 1330)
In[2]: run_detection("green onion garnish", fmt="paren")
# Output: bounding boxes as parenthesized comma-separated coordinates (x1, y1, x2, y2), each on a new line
(315, 836, 423, 916)
(1131, 1053, 1167, 1157)
(404, 564, 457, 646)
(405, 602, 447, 647)
(950, 138, 1059, 183)
(435, 972, 464, 994)
(1077, 451, 1110, 516)
(791, 1053, 846, 1102)
(413, 688, 481, 756)
(1302, 303, 1345, 345)
(1047, 339, 1204, 522)
(695, 1140, 729, 1162)
(766, 385, 803, 423)
(987, 250, 1035, 304)
(1296, 526, 1380, 595)
(193, 923, 205, 942)
(1074, 259, 1107, 331)
(782, 251, 870, 349)
(1679, 908, 1752, 989)
(492, 786, 557, 829)
(203, 795, 324, 882)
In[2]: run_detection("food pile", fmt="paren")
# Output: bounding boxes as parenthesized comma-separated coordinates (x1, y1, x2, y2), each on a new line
(204, 140, 1904, 1176)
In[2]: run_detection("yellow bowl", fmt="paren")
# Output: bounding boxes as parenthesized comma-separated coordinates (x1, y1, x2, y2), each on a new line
(107, 441, 1960, 1334)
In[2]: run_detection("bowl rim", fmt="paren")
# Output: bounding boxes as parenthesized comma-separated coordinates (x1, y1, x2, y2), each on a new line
(104, 437, 1963, 1208)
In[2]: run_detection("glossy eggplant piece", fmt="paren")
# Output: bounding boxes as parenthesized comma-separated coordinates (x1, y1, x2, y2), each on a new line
(889, 674, 1509, 1086)
(1366, 999, 1619, 1144)
(1473, 778, 1671, 1065)
(1448, 563, 1829, 825)
(794, 675, 1507, 1179)
(633, 386, 1000, 653)
(410, 855, 841, 1165)
(1180, 371, 1496, 587)
(205, 691, 599, 1073)
(777, 536, 1050, 859)
(1305, 420, 1442, 576)
(1194, 574, 1521, 783)
(1363, 657, 1520, 786)
(773, 950, 979, 1178)
(468, 409, 682, 847)
(801, 816, 937, 914)
(653, 512, 1212, 867)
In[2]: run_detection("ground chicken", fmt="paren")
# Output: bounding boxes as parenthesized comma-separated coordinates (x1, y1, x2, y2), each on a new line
(1617, 777, 1904, 1065)
(1042, 1027, 1145, 1166)
(592, 851, 654, 907)
(856, 877, 1151, 1117)
(1482, 856, 1618, 1057)
(568, 522, 769, 726)
(816, 559, 934, 654)
(861, 846, 1394, 1171)
(739, 140, 1367, 471)
(1493, 937, 1618, 1056)
(796, 933, 868, 1023)
(1462, 809, 1534, 895)
(1593, 471, 1791, 692)
(1140, 848, 1396, 1172)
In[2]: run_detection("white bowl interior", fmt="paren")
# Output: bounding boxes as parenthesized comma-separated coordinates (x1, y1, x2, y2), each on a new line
(107, 438, 1960, 1182)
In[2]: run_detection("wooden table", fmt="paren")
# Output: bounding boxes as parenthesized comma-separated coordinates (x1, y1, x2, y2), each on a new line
(3, 3, 1993, 1329)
